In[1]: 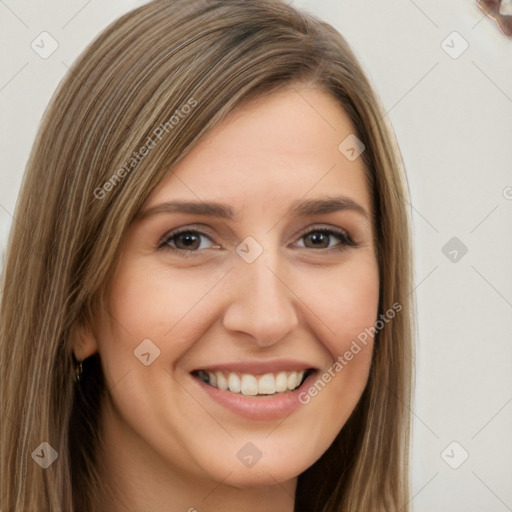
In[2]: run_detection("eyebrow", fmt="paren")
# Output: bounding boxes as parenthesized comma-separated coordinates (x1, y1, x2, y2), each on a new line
(137, 196, 370, 221)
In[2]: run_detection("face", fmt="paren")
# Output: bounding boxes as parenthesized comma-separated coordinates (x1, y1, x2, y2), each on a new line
(79, 86, 379, 495)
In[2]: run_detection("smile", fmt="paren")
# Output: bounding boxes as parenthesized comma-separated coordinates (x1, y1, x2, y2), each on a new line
(192, 369, 312, 396)
(189, 361, 319, 420)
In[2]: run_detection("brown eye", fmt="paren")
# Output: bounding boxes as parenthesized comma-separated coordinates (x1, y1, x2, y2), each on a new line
(173, 232, 202, 250)
(160, 230, 216, 251)
(296, 228, 355, 250)
(303, 232, 331, 249)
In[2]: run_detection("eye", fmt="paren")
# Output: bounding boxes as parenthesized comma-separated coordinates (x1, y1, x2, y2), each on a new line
(294, 226, 355, 250)
(159, 228, 219, 252)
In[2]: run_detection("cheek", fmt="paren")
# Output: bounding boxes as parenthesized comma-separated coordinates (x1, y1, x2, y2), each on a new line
(302, 256, 379, 415)
(313, 256, 380, 358)
(98, 263, 229, 379)
(107, 264, 220, 336)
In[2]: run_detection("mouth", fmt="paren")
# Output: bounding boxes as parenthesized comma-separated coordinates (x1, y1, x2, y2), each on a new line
(191, 368, 315, 397)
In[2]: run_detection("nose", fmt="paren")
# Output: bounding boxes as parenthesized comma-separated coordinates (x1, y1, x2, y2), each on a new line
(222, 256, 299, 347)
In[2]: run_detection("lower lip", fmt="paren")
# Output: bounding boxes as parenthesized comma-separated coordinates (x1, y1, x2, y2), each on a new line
(192, 372, 317, 421)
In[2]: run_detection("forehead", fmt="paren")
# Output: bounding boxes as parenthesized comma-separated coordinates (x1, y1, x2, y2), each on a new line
(147, 86, 371, 214)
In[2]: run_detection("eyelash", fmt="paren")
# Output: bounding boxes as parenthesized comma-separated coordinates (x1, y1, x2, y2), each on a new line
(158, 225, 356, 256)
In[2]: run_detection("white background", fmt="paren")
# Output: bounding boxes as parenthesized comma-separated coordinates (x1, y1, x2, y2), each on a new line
(1, 1, 511, 510)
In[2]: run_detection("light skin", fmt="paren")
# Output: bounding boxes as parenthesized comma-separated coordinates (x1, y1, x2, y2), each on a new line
(74, 85, 380, 512)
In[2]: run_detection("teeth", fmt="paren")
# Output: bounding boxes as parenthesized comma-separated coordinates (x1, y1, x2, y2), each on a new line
(240, 374, 258, 396)
(228, 373, 241, 393)
(287, 371, 297, 390)
(258, 373, 276, 395)
(275, 371, 288, 392)
(216, 371, 228, 391)
(197, 369, 307, 396)
(197, 370, 209, 384)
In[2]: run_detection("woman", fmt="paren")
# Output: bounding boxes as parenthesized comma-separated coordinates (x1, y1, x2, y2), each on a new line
(0, 0, 414, 510)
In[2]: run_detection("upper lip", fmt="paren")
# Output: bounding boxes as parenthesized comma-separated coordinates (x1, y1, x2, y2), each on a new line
(191, 359, 318, 375)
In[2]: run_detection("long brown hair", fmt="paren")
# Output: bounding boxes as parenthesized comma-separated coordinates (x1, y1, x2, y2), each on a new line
(0, 1, 413, 510)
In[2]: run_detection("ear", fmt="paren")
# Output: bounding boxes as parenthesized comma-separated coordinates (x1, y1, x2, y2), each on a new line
(70, 320, 99, 360)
